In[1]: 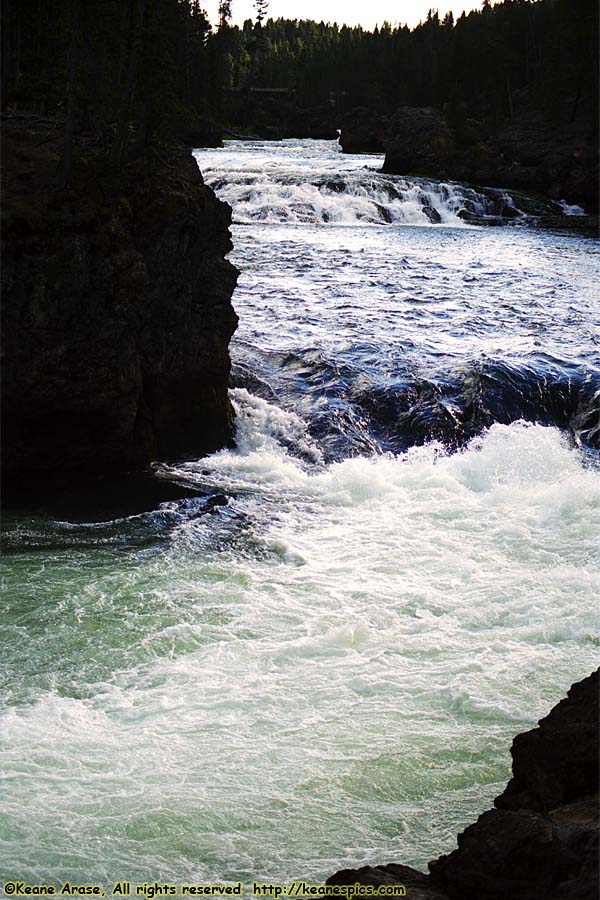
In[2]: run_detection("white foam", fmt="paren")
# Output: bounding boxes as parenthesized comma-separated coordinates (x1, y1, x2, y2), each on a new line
(558, 199, 585, 216)
(197, 143, 501, 228)
(203, 172, 499, 227)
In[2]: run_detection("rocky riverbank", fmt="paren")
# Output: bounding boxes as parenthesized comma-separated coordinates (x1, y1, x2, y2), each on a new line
(340, 103, 599, 215)
(328, 669, 599, 900)
(1, 117, 239, 497)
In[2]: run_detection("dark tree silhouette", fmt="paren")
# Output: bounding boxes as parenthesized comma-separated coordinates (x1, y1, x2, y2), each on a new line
(3, 0, 597, 165)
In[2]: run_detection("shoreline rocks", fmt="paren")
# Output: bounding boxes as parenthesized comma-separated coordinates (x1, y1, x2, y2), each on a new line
(359, 103, 599, 214)
(382, 106, 454, 177)
(1, 121, 239, 496)
(495, 670, 599, 814)
(179, 116, 224, 148)
(327, 670, 599, 900)
(338, 108, 387, 154)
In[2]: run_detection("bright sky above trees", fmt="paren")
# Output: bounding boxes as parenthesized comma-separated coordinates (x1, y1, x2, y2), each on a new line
(205, 0, 485, 30)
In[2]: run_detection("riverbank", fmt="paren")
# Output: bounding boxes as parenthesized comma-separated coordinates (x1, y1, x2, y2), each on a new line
(1, 116, 239, 498)
(328, 670, 599, 900)
(339, 105, 599, 215)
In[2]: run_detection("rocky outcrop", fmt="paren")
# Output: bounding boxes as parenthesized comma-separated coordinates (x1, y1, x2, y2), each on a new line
(179, 116, 223, 148)
(429, 796, 598, 900)
(327, 669, 599, 900)
(1, 120, 239, 493)
(489, 109, 598, 213)
(282, 104, 339, 141)
(495, 669, 599, 814)
(328, 864, 449, 900)
(381, 104, 599, 213)
(381, 107, 454, 175)
(338, 108, 387, 153)
(227, 92, 338, 141)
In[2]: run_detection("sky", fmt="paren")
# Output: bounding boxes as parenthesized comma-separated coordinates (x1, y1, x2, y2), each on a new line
(204, 0, 485, 31)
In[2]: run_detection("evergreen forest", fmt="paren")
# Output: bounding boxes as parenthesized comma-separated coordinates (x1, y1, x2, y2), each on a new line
(2, 0, 598, 168)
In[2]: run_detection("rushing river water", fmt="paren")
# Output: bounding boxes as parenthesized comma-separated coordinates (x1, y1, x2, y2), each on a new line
(1, 140, 599, 887)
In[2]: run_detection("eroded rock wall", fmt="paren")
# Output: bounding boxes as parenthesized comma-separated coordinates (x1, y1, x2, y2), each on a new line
(1, 125, 239, 491)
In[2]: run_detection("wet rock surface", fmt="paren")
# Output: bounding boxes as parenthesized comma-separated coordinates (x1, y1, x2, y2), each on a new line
(327, 670, 599, 900)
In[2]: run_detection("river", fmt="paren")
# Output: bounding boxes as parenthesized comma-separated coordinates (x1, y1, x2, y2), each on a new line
(1, 139, 599, 886)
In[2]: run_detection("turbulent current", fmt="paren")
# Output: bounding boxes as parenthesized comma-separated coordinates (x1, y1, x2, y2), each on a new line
(1, 140, 599, 887)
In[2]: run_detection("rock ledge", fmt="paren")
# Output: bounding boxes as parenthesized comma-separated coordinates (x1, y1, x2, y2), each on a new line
(327, 670, 599, 900)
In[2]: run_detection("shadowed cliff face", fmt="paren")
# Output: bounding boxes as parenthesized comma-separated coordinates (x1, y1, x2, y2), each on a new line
(1, 124, 239, 493)
(360, 104, 599, 215)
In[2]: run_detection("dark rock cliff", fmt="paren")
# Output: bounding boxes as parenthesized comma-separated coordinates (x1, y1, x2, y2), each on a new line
(328, 669, 599, 900)
(376, 104, 599, 214)
(1, 121, 239, 494)
(381, 107, 455, 176)
(338, 107, 387, 154)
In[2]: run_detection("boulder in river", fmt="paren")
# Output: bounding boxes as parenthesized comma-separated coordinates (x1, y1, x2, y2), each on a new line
(327, 669, 599, 900)
(381, 102, 599, 213)
(381, 106, 454, 176)
(339, 107, 387, 153)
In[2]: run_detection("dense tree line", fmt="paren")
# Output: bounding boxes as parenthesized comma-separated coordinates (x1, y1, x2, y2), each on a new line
(2, 0, 216, 174)
(1, 0, 597, 174)
(239, 0, 598, 130)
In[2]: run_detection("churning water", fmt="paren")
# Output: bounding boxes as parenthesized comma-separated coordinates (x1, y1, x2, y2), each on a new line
(1, 140, 599, 888)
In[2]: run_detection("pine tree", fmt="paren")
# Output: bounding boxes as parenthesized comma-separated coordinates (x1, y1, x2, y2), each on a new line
(218, 0, 232, 31)
(254, 0, 268, 28)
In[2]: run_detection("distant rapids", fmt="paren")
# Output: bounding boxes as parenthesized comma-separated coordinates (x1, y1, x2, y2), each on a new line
(201, 139, 580, 228)
(208, 168, 522, 226)
(198, 140, 599, 457)
(1, 139, 599, 889)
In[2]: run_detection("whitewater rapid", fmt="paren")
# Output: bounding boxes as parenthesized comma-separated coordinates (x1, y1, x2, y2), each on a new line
(1, 139, 599, 888)
(198, 138, 580, 228)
